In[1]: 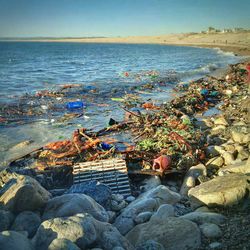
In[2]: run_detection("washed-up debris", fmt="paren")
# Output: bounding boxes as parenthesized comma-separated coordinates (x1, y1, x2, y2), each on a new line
(73, 158, 131, 197)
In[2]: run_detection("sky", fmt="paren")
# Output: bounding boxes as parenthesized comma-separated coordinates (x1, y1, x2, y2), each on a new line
(0, 0, 249, 37)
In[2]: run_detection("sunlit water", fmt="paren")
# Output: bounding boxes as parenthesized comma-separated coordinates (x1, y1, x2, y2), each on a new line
(0, 42, 240, 164)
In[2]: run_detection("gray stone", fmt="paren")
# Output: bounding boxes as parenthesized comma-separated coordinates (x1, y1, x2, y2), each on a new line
(114, 185, 181, 235)
(231, 131, 250, 144)
(218, 160, 250, 175)
(195, 206, 211, 213)
(11, 211, 41, 238)
(135, 240, 165, 250)
(48, 238, 80, 250)
(199, 223, 222, 238)
(222, 152, 235, 165)
(140, 176, 161, 192)
(180, 163, 207, 196)
(237, 149, 249, 161)
(188, 173, 250, 207)
(126, 217, 200, 250)
(209, 242, 223, 249)
(206, 157, 224, 169)
(0, 210, 14, 231)
(65, 181, 112, 209)
(126, 196, 136, 203)
(42, 193, 109, 222)
(213, 116, 228, 126)
(107, 211, 116, 223)
(180, 212, 226, 225)
(134, 212, 153, 224)
(32, 213, 133, 250)
(112, 194, 124, 203)
(0, 230, 34, 250)
(150, 204, 175, 221)
(205, 146, 225, 158)
(111, 200, 127, 212)
(0, 174, 51, 213)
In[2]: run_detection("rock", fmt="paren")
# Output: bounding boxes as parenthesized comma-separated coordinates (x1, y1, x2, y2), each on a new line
(205, 146, 225, 158)
(107, 211, 116, 223)
(65, 181, 112, 209)
(11, 211, 41, 238)
(135, 240, 165, 250)
(237, 149, 249, 161)
(213, 116, 228, 126)
(111, 200, 127, 212)
(180, 163, 207, 196)
(231, 131, 250, 144)
(42, 194, 109, 222)
(48, 238, 80, 250)
(199, 223, 222, 238)
(188, 173, 250, 207)
(32, 213, 132, 250)
(140, 176, 161, 192)
(194, 119, 212, 130)
(0, 174, 51, 213)
(222, 152, 235, 165)
(218, 161, 250, 175)
(0, 230, 34, 250)
(180, 212, 225, 225)
(0, 210, 14, 231)
(150, 204, 175, 221)
(126, 196, 136, 203)
(112, 194, 124, 203)
(126, 217, 200, 249)
(206, 157, 224, 169)
(134, 212, 153, 224)
(195, 206, 211, 213)
(211, 125, 226, 134)
(114, 185, 181, 235)
(209, 242, 223, 249)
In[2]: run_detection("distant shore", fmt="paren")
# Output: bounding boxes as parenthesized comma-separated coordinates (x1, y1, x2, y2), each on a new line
(1, 32, 250, 56)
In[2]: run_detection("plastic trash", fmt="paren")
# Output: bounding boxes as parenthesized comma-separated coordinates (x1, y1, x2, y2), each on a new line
(66, 101, 85, 109)
(210, 91, 219, 97)
(100, 142, 113, 150)
(152, 155, 171, 173)
(200, 89, 209, 96)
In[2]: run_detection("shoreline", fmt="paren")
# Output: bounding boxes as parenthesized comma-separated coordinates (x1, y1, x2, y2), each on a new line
(1, 32, 250, 56)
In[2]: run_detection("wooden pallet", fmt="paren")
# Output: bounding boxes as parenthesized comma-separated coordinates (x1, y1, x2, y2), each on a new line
(73, 158, 131, 197)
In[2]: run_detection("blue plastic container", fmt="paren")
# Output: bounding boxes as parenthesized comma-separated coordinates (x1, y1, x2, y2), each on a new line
(66, 101, 85, 109)
(200, 89, 209, 96)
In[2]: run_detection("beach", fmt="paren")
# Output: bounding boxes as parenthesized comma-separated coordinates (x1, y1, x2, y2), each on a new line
(5, 31, 250, 56)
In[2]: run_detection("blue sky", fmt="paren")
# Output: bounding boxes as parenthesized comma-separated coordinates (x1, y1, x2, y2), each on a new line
(0, 0, 249, 37)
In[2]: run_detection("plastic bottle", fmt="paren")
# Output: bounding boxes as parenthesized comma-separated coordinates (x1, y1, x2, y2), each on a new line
(66, 101, 85, 109)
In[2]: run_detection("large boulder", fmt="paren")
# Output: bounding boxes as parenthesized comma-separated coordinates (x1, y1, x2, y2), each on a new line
(188, 173, 250, 207)
(126, 217, 201, 250)
(42, 193, 109, 222)
(0, 209, 14, 231)
(0, 174, 51, 213)
(65, 181, 112, 209)
(11, 211, 41, 238)
(32, 213, 133, 250)
(114, 185, 181, 235)
(0, 230, 34, 250)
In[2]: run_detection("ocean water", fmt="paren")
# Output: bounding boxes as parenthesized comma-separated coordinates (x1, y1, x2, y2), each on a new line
(0, 42, 240, 164)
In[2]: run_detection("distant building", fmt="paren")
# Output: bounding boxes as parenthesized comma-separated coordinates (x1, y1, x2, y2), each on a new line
(221, 29, 232, 33)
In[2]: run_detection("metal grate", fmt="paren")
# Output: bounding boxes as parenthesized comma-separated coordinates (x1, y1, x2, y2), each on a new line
(73, 158, 131, 197)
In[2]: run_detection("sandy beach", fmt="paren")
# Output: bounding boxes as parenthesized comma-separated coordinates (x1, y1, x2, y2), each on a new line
(6, 32, 250, 56)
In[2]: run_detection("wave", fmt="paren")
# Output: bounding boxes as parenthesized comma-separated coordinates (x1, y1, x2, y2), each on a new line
(213, 47, 236, 57)
(178, 63, 219, 80)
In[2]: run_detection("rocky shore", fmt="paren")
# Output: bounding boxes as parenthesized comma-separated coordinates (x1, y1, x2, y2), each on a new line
(0, 60, 249, 250)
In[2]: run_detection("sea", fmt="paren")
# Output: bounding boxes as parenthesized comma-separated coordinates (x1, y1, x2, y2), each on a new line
(0, 42, 241, 164)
